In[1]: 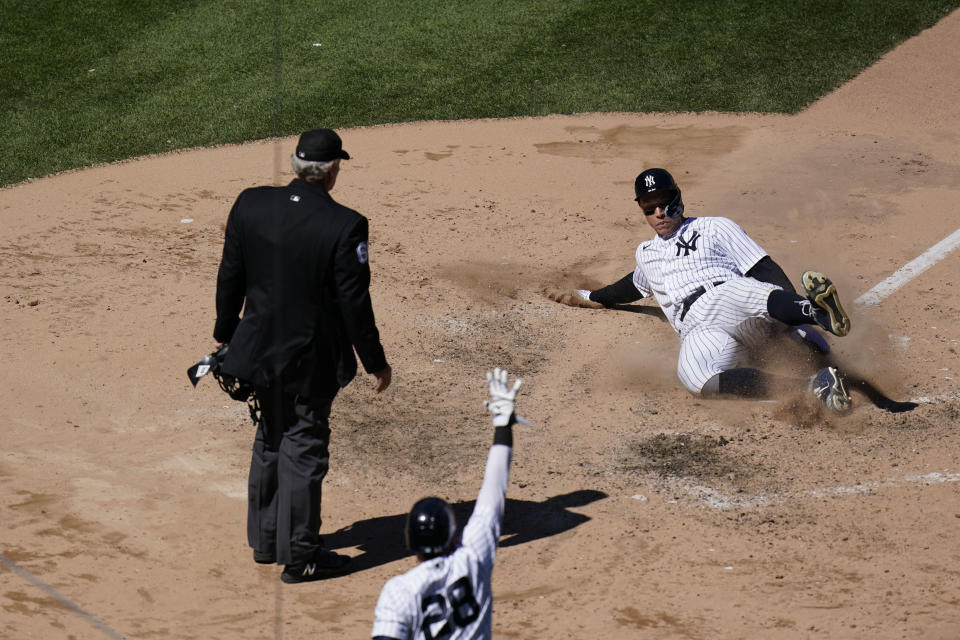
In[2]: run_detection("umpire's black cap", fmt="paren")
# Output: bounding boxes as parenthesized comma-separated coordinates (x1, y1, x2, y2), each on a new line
(634, 168, 678, 201)
(296, 129, 350, 161)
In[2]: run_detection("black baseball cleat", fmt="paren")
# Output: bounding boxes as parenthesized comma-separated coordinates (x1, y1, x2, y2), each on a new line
(253, 550, 275, 564)
(280, 550, 351, 584)
(809, 366, 852, 413)
(801, 271, 851, 337)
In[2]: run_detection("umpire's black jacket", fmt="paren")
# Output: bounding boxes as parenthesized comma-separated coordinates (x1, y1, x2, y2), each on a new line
(213, 178, 388, 398)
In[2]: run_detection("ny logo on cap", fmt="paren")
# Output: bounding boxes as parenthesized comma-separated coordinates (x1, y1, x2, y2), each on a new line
(644, 175, 656, 188)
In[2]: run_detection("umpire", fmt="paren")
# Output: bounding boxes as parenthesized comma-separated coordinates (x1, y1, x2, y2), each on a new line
(213, 128, 392, 584)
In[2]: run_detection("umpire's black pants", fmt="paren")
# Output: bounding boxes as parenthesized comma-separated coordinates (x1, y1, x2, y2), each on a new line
(248, 383, 335, 566)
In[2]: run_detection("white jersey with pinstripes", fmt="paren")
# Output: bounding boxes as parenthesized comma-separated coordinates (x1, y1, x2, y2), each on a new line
(632, 217, 768, 333)
(372, 444, 511, 640)
(632, 216, 783, 393)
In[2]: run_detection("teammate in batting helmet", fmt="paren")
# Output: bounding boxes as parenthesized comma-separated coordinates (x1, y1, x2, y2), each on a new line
(635, 168, 685, 219)
(405, 496, 457, 558)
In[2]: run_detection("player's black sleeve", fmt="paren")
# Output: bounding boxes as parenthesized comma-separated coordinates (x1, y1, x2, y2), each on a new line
(589, 272, 643, 305)
(745, 256, 795, 293)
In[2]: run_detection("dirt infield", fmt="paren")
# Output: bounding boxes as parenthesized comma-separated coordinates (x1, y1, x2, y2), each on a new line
(2, 9, 960, 640)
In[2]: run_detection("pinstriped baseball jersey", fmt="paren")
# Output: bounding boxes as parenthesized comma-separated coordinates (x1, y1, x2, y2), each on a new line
(632, 217, 768, 333)
(630, 216, 787, 393)
(372, 445, 511, 640)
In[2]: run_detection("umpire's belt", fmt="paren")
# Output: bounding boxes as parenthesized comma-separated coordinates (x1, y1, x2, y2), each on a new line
(679, 281, 726, 321)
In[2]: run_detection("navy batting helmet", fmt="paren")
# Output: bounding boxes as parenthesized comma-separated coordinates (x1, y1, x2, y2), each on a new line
(635, 168, 684, 219)
(405, 497, 457, 557)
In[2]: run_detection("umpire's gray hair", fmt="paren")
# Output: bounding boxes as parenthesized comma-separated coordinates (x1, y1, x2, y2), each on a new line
(291, 155, 338, 179)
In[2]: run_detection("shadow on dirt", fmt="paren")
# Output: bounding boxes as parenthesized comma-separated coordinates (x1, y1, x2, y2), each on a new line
(322, 489, 608, 575)
(604, 302, 665, 318)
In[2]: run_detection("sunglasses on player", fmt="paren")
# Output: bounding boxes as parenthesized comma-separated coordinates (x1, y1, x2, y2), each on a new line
(637, 193, 673, 216)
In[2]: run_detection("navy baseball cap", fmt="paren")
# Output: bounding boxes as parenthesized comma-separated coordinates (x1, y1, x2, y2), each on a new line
(295, 129, 350, 161)
(634, 168, 678, 201)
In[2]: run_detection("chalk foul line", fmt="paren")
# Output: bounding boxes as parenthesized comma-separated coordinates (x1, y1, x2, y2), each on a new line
(660, 470, 960, 511)
(856, 227, 960, 306)
(0, 552, 126, 639)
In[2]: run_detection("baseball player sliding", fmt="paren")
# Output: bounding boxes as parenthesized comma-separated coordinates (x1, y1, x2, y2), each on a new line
(371, 368, 524, 640)
(573, 168, 854, 412)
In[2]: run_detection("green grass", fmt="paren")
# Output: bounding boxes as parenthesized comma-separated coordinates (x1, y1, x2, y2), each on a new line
(1, 0, 957, 186)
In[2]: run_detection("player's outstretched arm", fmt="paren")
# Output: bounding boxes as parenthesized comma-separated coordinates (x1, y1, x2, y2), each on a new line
(583, 272, 644, 306)
(462, 368, 527, 545)
(545, 271, 642, 309)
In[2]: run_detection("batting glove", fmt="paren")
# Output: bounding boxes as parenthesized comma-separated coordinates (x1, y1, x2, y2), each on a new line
(484, 367, 528, 427)
(575, 289, 592, 302)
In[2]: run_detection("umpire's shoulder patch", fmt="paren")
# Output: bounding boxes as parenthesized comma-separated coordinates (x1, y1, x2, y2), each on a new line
(356, 241, 369, 264)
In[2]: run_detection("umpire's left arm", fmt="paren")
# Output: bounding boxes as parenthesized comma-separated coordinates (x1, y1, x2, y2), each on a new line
(213, 195, 247, 344)
(333, 216, 389, 379)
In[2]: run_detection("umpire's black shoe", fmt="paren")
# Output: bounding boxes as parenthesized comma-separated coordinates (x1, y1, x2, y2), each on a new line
(280, 550, 351, 584)
(253, 550, 275, 564)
